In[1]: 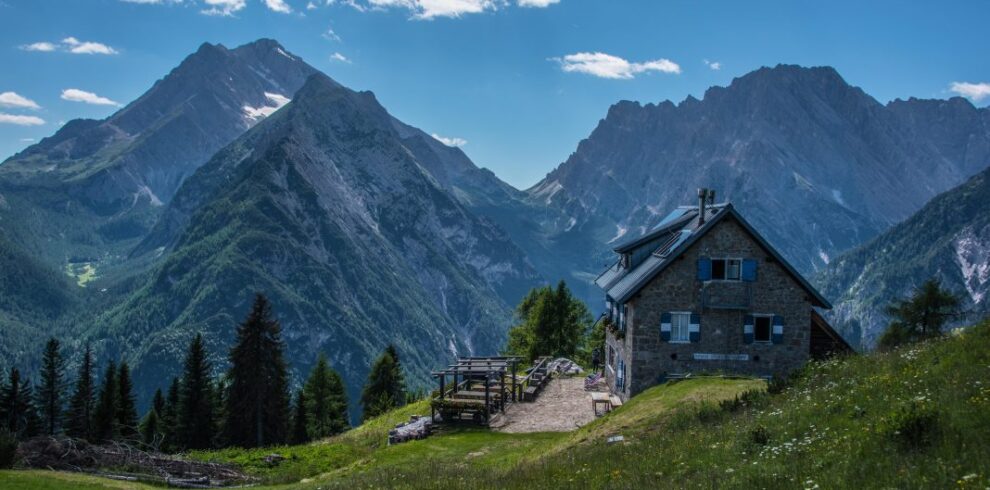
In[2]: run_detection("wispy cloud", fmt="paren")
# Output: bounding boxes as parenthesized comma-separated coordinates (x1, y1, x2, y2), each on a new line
(264, 0, 293, 13)
(201, 0, 246, 15)
(362, 0, 500, 19)
(517, 0, 558, 7)
(0, 113, 45, 126)
(950, 81, 990, 102)
(554, 52, 681, 79)
(119, 0, 181, 4)
(0, 92, 41, 110)
(20, 138, 36, 143)
(322, 27, 342, 42)
(61, 88, 121, 106)
(432, 133, 467, 147)
(20, 42, 57, 52)
(62, 37, 119, 55)
(330, 52, 351, 63)
(20, 37, 118, 55)
(703, 59, 721, 71)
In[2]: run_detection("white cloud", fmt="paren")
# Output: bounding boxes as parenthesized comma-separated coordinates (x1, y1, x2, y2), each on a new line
(20, 138, 36, 143)
(364, 0, 500, 19)
(0, 113, 45, 126)
(306, 1, 318, 8)
(61, 88, 121, 106)
(518, 0, 558, 6)
(0, 92, 40, 110)
(432, 133, 467, 147)
(201, 0, 246, 15)
(554, 52, 681, 79)
(950, 82, 990, 102)
(62, 37, 119, 55)
(20, 38, 117, 55)
(322, 27, 342, 41)
(704, 59, 721, 71)
(20, 42, 57, 52)
(264, 0, 293, 13)
(120, 0, 179, 3)
(330, 52, 351, 63)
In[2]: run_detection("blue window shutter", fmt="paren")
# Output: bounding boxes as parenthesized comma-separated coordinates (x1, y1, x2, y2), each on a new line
(742, 259, 758, 282)
(689, 313, 701, 342)
(698, 257, 712, 281)
(772, 315, 784, 344)
(743, 315, 754, 344)
(660, 312, 671, 341)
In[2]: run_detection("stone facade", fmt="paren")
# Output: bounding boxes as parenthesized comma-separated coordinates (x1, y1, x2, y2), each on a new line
(605, 217, 814, 400)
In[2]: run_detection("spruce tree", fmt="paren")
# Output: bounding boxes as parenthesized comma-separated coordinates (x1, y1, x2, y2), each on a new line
(223, 293, 290, 448)
(116, 362, 139, 440)
(92, 361, 118, 442)
(879, 279, 962, 349)
(161, 377, 180, 452)
(177, 334, 216, 450)
(303, 354, 333, 439)
(0, 368, 41, 439)
(139, 408, 162, 449)
(37, 337, 66, 436)
(360, 349, 403, 421)
(290, 389, 309, 445)
(65, 345, 95, 441)
(152, 388, 166, 417)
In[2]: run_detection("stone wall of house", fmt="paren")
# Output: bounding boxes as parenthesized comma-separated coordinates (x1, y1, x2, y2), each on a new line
(606, 216, 814, 400)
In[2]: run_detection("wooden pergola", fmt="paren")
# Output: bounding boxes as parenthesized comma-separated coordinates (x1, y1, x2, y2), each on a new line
(430, 356, 522, 425)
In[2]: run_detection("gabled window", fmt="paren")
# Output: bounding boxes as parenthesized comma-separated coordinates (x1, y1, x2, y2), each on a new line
(711, 258, 742, 281)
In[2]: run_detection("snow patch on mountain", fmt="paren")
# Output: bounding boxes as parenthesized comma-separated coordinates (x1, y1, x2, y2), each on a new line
(243, 92, 291, 123)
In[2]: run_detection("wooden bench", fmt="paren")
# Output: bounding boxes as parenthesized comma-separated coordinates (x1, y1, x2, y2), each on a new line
(608, 395, 623, 410)
(523, 386, 539, 401)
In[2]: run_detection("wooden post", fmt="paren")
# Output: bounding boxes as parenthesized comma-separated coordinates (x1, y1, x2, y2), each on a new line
(511, 359, 517, 402)
(438, 373, 445, 400)
(499, 371, 506, 411)
(453, 369, 458, 394)
(484, 371, 491, 425)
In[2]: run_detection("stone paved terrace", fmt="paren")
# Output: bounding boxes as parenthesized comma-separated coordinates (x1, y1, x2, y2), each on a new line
(489, 376, 606, 433)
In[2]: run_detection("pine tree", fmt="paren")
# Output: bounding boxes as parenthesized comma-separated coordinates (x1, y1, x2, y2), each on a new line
(92, 361, 118, 442)
(223, 294, 290, 448)
(505, 281, 592, 360)
(0, 368, 41, 439)
(116, 362, 139, 440)
(303, 354, 333, 439)
(360, 349, 404, 421)
(161, 377, 180, 452)
(37, 337, 66, 436)
(290, 389, 309, 445)
(176, 334, 216, 450)
(65, 345, 95, 441)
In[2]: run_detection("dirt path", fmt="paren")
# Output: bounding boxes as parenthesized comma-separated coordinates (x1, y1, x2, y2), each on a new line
(490, 376, 602, 433)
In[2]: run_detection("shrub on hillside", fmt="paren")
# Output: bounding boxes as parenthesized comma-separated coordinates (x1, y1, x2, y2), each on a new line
(0, 430, 17, 468)
(882, 402, 941, 450)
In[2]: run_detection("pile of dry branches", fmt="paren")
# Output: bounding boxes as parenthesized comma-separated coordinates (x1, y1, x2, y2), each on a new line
(16, 437, 252, 488)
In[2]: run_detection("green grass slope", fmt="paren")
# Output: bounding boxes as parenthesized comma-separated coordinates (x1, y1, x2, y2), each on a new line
(3, 322, 989, 488)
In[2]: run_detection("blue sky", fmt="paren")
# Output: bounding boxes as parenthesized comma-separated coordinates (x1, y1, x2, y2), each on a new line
(1, 0, 988, 189)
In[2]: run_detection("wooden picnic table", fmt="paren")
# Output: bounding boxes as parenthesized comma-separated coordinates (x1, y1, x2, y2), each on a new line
(452, 390, 503, 400)
(591, 392, 611, 414)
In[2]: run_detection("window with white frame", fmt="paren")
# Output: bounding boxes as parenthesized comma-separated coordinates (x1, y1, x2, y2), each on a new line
(754, 315, 772, 342)
(670, 312, 691, 342)
(711, 258, 742, 281)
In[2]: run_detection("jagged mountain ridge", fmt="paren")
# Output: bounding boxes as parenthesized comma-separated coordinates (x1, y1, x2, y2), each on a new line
(0, 39, 319, 265)
(91, 74, 542, 415)
(528, 65, 990, 298)
(816, 165, 990, 348)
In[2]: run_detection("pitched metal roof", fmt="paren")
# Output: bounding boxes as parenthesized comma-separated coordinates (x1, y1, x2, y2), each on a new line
(596, 203, 832, 309)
